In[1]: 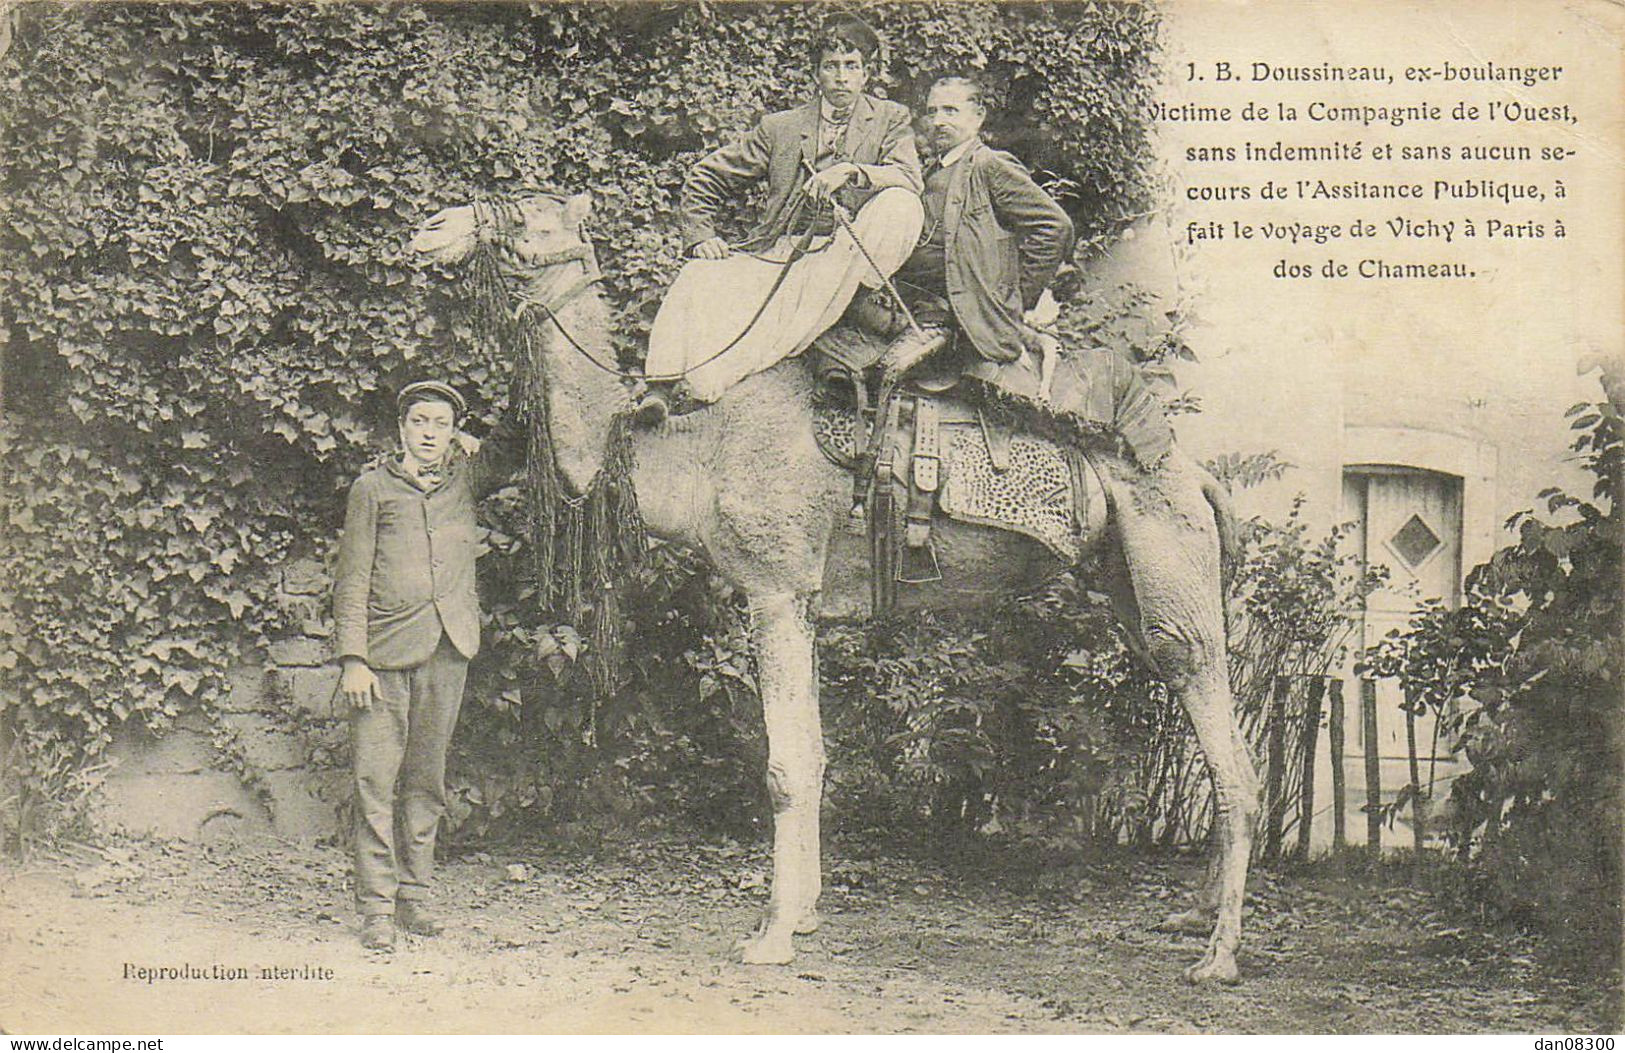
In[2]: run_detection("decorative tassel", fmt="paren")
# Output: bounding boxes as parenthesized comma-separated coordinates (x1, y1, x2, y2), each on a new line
(463, 230, 647, 699)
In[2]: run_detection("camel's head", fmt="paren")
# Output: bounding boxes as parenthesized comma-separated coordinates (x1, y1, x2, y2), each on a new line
(410, 192, 594, 273)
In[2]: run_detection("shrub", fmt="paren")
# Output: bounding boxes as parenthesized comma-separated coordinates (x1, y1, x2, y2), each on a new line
(1362, 381, 1622, 960)
(0, 2, 1164, 843)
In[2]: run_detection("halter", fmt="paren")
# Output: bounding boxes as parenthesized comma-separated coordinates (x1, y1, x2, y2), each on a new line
(471, 197, 623, 375)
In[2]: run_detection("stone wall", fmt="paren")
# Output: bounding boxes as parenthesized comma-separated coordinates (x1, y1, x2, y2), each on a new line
(94, 557, 349, 843)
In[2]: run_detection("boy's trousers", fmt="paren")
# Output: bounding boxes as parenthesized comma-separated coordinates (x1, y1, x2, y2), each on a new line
(350, 633, 468, 916)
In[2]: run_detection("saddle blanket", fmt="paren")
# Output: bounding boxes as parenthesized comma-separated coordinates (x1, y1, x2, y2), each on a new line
(814, 399, 1103, 564)
(808, 322, 1174, 467)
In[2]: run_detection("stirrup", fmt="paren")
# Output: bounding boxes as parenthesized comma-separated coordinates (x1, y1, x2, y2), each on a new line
(846, 501, 868, 535)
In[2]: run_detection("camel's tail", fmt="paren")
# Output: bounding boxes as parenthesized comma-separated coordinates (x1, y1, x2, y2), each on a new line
(1199, 468, 1240, 598)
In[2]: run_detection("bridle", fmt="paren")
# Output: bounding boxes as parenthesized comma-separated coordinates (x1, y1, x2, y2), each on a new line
(471, 197, 624, 372)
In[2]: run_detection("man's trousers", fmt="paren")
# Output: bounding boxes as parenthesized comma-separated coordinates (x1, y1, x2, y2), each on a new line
(645, 187, 924, 403)
(350, 634, 468, 917)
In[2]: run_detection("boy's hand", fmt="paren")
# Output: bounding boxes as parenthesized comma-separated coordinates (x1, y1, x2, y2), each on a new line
(339, 658, 380, 712)
(455, 431, 481, 457)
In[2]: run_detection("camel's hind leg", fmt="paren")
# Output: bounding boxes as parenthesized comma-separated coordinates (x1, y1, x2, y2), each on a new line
(739, 591, 825, 965)
(1100, 541, 1225, 938)
(1106, 460, 1259, 983)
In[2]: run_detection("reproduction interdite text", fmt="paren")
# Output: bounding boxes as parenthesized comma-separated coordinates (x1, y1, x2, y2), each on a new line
(121, 962, 335, 983)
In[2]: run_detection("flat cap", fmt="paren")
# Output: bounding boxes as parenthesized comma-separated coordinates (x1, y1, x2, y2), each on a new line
(396, 380, 467, 419)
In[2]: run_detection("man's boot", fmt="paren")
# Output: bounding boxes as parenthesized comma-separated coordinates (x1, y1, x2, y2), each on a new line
(397, 900, 444, 937)
(631, 380, 674, 427)
(360, 915, 395, 951)
(631, 379, 703, 427)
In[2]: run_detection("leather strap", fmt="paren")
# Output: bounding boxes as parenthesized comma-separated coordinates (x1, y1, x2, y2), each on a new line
(912, 397, 941, 494)
(907, 398, 940, 549)
(871, 423, 898, 615)
(979, 408, 1012, 472)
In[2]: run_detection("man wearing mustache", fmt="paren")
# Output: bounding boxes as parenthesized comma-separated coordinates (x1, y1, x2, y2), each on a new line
(865, 74, 1074, 389)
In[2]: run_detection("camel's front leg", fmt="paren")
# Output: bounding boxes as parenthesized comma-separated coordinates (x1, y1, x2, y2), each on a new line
(740, 591, 825, 966)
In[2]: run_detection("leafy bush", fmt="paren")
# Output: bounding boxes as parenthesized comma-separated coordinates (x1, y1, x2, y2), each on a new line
(1362, 383, 1622, 959)
(798, 492, 1378, 859)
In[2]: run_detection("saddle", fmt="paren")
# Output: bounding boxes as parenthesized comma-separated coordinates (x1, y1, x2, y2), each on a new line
(809, 322, 1173, 467)
(810, 363, 1107, 613)
(806, 320, 1170, 612)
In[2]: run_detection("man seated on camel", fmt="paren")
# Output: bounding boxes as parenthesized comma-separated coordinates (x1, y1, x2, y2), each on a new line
(839, 74, 1075, 519)
(858, 74, 1074, 398)
(634, 15, 924, 426)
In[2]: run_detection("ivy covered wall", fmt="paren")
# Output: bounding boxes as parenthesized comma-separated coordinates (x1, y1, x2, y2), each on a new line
(0, 2, 1163, 838)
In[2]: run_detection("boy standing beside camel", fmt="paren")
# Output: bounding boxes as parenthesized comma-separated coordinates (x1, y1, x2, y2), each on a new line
(333, 380, 517, 951)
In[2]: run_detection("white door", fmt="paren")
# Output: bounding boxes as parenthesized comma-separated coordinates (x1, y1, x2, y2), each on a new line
(1342, 467, 1464, 817)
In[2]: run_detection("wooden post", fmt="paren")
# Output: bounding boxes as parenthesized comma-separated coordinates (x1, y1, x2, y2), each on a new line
(0, 699, 13, 851)
(1361, 678, 1382, 859)
(1296, 676, 1327, 860)
(1405, 699, 1425, 864)
(1264, 675, 1290, 862)
(1328, 678, 1347, 852)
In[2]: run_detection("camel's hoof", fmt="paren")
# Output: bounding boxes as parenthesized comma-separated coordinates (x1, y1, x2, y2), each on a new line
(1154, 909, 1214, 936)
(1183, 951, 1241, 986)
(792, 909, 821, 935)
(739, 930, 795, 966)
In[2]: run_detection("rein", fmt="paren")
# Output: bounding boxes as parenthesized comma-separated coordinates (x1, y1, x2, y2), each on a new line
(488, 190, 829, 385)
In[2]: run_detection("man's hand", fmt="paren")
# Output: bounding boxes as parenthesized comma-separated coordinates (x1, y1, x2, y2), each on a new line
(803, 162, 859, 204)
(1024, 288, 1060, 330)
(690, 236, 731, 260)
(454, 431, 481, 457)
(339, 657, 381, 712)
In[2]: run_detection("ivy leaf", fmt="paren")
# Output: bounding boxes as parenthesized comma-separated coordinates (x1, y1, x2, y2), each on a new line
(222, 590, 251, 619)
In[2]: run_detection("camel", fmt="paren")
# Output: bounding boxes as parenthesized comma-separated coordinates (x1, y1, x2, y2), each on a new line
(410, 192, 1260, 984)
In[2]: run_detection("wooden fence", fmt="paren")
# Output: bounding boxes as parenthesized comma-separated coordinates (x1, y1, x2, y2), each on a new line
(1135, 674, 1410, 863)
(1257, 674, 1409, 863)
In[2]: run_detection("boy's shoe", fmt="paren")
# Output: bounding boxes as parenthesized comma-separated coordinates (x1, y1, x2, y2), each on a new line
(360, 915, 396, 951)
(397, 901, 443, 937)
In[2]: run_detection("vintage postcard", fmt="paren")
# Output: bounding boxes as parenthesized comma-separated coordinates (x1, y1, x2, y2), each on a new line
(0, 0, 1620, 1036)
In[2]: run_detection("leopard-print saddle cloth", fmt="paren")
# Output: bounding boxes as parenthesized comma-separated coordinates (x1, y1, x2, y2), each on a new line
(813, 397, 1101, 564)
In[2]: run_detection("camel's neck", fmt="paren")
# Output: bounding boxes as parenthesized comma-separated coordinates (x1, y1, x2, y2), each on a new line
(523, 263, 626, 495)
(521, 264, 692, 543)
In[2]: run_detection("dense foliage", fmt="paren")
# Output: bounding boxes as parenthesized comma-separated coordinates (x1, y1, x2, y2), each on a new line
(0, 2, 1164, 841)
(1362, 381, 1622, 958)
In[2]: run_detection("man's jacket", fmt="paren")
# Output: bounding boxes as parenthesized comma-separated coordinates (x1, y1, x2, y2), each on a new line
(680, 93, 922, 253)
(333, 434, 519, 670)
(940, 140, 1074, 364)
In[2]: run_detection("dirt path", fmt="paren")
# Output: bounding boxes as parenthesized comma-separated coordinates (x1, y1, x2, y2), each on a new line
(1, 834, 1615, 1034)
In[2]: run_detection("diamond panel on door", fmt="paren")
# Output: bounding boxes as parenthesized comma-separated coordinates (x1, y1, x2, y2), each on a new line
(1388, 513, 1443, 571)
